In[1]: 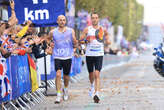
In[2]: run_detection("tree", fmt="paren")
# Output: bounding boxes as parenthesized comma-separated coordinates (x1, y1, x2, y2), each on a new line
(75, 0, 144, 41)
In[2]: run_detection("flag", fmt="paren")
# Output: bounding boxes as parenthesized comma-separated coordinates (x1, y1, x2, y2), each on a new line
(0, 58, 11, 99)
(0, 34, 11, 50)
(95, 27, 104, 42)
(28, 55, 38, 92)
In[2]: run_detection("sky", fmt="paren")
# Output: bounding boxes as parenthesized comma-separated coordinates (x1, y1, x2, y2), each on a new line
(137, 0, 164, 25)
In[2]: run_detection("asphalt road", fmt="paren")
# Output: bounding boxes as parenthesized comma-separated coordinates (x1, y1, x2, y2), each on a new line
(34, 51, 164, 110)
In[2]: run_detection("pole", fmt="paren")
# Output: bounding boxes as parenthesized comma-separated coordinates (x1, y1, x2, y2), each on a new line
(41, 32, 56, 96)
(43, 42, 48, 94)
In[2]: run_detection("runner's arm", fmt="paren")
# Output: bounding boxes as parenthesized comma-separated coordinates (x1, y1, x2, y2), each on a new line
(72, 29, 78, 48)
(79, 27, 88, 44)
(48, 29, 54, 40)
(104, 29, 111, 45)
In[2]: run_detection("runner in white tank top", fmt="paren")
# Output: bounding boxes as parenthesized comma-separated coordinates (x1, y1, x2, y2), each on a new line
(85, 25, 104, 56)
(80, 12, 110, 103)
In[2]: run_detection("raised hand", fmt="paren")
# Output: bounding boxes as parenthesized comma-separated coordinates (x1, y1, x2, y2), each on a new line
(10, 0, 15, 10)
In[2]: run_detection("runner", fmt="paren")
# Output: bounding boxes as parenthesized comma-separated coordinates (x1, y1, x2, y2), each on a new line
(49, 15, 78, 103)
(80, 12, 110, 103)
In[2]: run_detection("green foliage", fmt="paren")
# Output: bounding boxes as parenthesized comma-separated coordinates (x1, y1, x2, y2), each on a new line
(76, 0, 144, 41)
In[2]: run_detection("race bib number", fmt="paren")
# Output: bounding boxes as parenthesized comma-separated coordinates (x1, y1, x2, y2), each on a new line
(56, 48, 69, 56)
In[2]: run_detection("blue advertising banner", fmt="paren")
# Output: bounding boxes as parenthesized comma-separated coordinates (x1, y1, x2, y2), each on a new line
(69, 56, 75, 77)
(77, 10, 89, 31)
(17, 55, 31, 96)
(40, 56, 82, 80)
(8, 0, 65, 27)
(10, 56, 19, 100)
(66, 0, 75, 28)
(73, 57, 82, 74)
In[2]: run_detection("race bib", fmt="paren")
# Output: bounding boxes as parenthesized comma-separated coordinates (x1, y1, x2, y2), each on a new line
(56, 48, 69, 56)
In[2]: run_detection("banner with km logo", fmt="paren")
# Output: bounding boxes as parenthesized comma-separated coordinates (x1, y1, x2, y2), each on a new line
(8, 0, 65, 27)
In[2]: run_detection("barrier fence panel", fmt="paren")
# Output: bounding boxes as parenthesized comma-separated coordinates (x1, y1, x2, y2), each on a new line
(0, 55, 83, 104)
(0, 55, 32, 103)
(17, 55, 31, 96)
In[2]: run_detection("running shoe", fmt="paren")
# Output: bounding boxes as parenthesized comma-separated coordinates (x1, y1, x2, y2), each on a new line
(63, 88, 69, 101)
(89, 87, 95, 98)
(55, 93, 61, 104)
(93, 94, 100, 103)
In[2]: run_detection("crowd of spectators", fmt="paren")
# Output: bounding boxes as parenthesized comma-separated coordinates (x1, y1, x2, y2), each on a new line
(0, 0, 53, 60)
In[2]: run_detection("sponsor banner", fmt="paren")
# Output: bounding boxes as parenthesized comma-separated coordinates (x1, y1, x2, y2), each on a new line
(17, 55, 31, 95)
(8, 0, 65, 27)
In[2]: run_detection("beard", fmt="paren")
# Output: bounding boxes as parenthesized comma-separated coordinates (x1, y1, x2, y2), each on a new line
(59, 24, 65, 28)
(92, 22, 98, 26)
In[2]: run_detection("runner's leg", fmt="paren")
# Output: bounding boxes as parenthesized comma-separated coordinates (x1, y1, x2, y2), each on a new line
(93, 56, 103, 103)
(86, 56, 95, 97)
(63, 59, 72, 101)
(54, 59, 62, 103)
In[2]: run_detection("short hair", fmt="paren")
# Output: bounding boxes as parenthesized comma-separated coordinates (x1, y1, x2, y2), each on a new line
(91, 11, 99, 17)
(57, 15, 66, 20)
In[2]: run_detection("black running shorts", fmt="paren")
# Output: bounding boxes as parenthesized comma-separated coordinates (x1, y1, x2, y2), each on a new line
(86, 56, 103, 73)
(54, 59, 72, 76)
